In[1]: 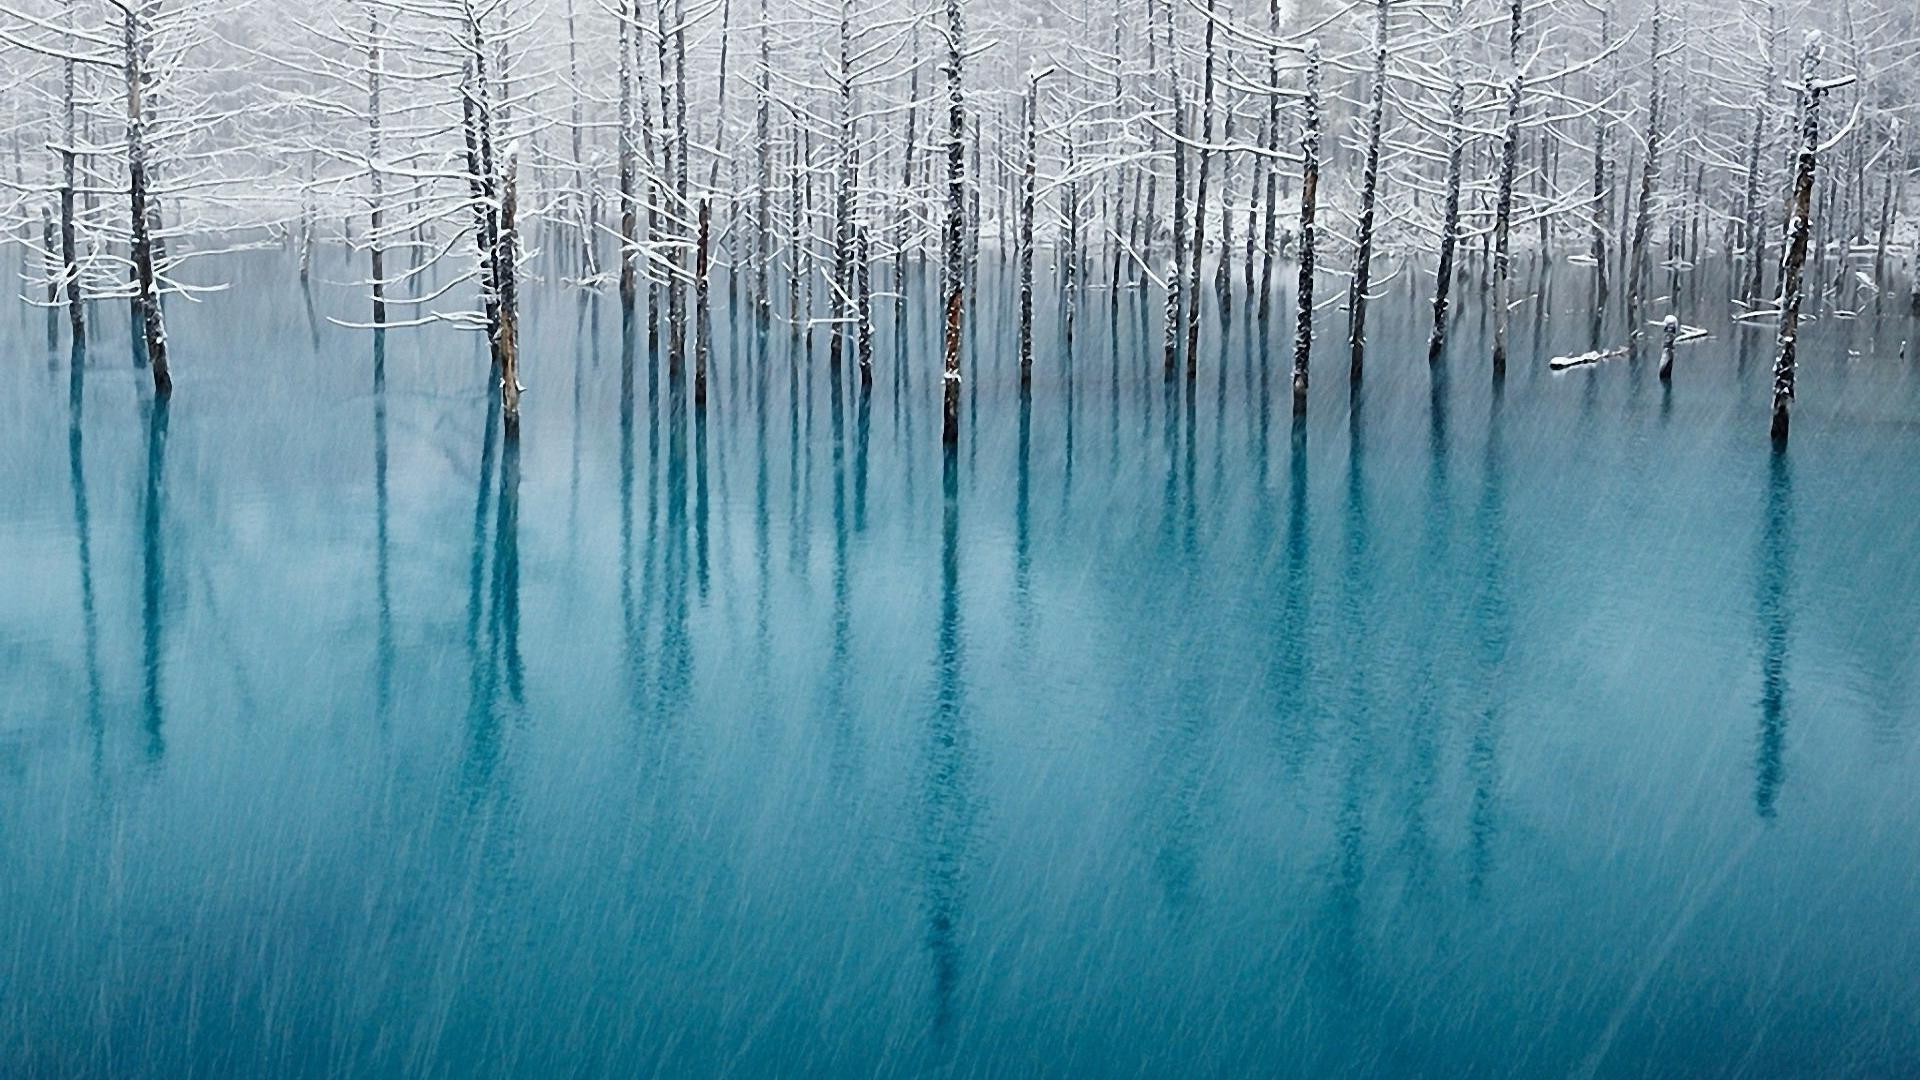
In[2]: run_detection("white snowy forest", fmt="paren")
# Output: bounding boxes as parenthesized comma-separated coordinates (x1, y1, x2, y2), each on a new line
(1, 0, 1916, 440)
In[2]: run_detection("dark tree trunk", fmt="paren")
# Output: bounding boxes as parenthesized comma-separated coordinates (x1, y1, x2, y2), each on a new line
(1427, 0, 1467, 362)
(1347, 0, 1389, 384)
(1773, 35, 1827, 444)
(124, 8, 169, 395)
(941, 0, 967, 447)
(1292, 41, 1322, 414)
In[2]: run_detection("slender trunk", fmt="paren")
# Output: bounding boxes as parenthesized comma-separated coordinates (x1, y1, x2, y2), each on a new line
(60, 0, 82, 339)
(637, 6, 661, 347)
(43, 207, 59, 344)
(566, 0, 595, 277)
(1139, 13, 1160, 294)
(788, 132, 803, 333)
(941, 0, 967, 446)
(755, 0, 772, 321)
(1492, 73, 1522, 378)
(461, 55, 500, 364)
(1347, 0, 1388, 383)
(1748, 0, 1781, 303)
(894, 36, 920, 336)
(1107, 10, 1127, 300)
(1872, 140, 1895, 296)
(1591, 0, 1612, 304)
(965, 121, 980, 310)
(619, 0, 638, 306)
(1627, 0, 1665, 357)
(1182, 0, 1218, 377)
(830, 0, 854, 377)
(1537, 113, 1552, 255)
(706, 0, 734, 196)
(655, 0, 677, 358)
(1244, 110, 1259, 304)
(124, 7, 169, 394)
(1216, 109, 1234, 321)
(368, 9, 387, 326)
(300, 150, 315, 283)
(856, 220, 874, 389)
(670, 0, 690, 373)
(1742, 103, 1769, 302)
(499, 145, 523, 433)
(1063, 137, 1081, 344)
(1908, 226, 1920, 317)
(1162, 0, 1186, 380)
(1258, 0, 1280, 321)
(1772, 34, 1825, 444)
(1018, 73, 1040, 388)
(1292, 40, 1321, 413)
(1427, 0, 1467, 361)
(802, 128, 817, 348)
(696, 196, 711, 407)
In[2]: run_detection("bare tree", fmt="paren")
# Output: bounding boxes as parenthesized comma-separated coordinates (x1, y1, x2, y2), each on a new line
(1772, 33, 1846, 443)
(1292, 38, 1320, 414)
(940, 0, 966, 447)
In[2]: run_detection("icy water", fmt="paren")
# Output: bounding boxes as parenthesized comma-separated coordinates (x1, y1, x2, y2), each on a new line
(4, 250, 1920, 1077)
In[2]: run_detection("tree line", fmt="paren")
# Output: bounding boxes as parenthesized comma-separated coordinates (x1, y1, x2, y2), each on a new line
(2, 0, 1915, 444)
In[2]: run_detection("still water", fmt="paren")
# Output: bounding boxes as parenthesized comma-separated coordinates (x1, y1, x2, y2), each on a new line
(3, 251, 1919, 1077)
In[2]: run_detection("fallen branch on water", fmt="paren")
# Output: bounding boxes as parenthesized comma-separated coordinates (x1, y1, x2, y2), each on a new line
(1549, 346, 1628, 370)
(1550, 324, 1708, 370)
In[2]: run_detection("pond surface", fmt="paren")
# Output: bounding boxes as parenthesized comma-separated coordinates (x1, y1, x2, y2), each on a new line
(3, 251, 1919, 1076)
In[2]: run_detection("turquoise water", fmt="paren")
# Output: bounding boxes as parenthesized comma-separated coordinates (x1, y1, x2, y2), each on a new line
(3, 253, 1919, 1076)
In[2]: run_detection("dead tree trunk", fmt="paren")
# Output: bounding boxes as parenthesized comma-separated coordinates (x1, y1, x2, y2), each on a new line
(1427, 0, 1467, 362)
(1062, 137, 1081, 343)
(368, 8, 387, 326)
(1106, 13, 1128, 302)
(638, 9, 662, 348)
(941, 0, 968, 447)
(124, 5, 169, 394)
(788, 131, 803, 334)
(1244, 111, 1260, 305)
(1138, 17, 1161, 295)
(1292, 40, 1322, 414)
(1772, 34, 1828, 444)
(1216, 110, 1234, 322)
(829, 0, 855, 378)
(60, 0, 82, 340)
(498, 146, 523, 434)
(1182, 0, 1218, 379)
(300, 150, 315, 284)
(1590, 0, 1612, 304)
(1258, 0, 1281, 322)
(894, 33, 920, 337)
(1872, 134, 1896, 303)
(1626, 0, 1666, 357)
(1743, 0, 1781, 304)
(1347, 0, 1389, 384)
(42, 207, 58, 345)
(1492, 72, 1522, 378)
(755, 0, 772, 322)
(1162, 0, 1186, 380)
(669, 0, 691, 374)
(696, 196, 711, 407)
(461, 64, 499, 353)
(618, 0, 638, 307)
(565, 0, 596, 279)
(856, 220, 873, 388)
(1018, 70, 1041, 389)
(1909, 228, 1920, 317)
